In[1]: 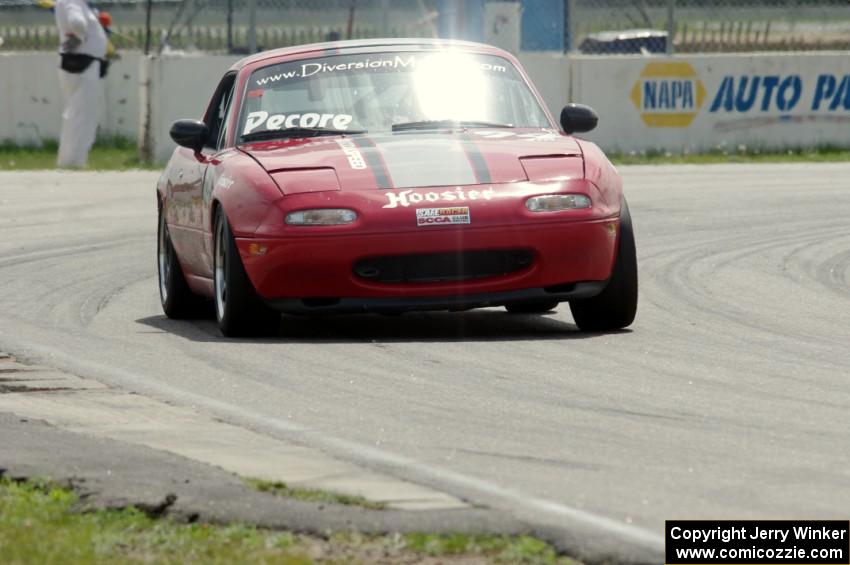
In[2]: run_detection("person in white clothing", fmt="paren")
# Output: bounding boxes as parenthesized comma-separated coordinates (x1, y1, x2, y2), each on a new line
(54, 0, 107, 168)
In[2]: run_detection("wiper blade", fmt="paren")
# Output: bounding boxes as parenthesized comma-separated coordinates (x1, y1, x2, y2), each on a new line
(392, 119, 514, 132)
(240, 127, 366, 142)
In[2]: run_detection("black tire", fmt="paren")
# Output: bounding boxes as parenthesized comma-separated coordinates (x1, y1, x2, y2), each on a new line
(213, 208, 279, 337)
(158, 204, 206, 318)
(505, 300, 559, 314)
(569, 198, 638, 332)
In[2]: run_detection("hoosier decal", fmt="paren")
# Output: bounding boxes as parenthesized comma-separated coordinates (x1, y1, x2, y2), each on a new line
(383, 187, 496, 209)
(416, 207, 471, 227)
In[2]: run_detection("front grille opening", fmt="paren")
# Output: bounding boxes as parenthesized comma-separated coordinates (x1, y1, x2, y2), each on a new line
(353, 249, 534, 284)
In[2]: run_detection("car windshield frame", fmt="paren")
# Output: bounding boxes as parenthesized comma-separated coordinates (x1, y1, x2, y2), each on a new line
(234, 49, 555, 144)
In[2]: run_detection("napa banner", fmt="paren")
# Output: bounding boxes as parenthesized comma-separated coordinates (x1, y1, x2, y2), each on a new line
(568, 53, 850, 152)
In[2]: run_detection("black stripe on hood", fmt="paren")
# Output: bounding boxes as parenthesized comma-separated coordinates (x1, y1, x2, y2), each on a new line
(459, 134, 492, 184)
(350, 135, 392, 189)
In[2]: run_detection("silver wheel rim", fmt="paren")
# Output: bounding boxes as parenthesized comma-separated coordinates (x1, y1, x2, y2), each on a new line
(214, 219, 227, 321)
(158, 213, 170, 304)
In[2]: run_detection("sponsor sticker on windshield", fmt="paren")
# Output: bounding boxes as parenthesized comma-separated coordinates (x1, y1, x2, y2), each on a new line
(243, 111, 353, 135)
(416, 207, 471, 227)
(254, 54, 507, 87)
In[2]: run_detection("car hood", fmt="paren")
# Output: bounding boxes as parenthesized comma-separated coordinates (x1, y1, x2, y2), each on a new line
(240, 130, 584, 193)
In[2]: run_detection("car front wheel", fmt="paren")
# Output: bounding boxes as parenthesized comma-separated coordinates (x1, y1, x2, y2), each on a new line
(213, 208, 279, 337)
(569, 198, 638, 332)
(158, 204, 205, 318)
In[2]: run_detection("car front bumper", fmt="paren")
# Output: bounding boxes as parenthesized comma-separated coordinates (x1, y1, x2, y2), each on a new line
(237, 216, 619, 309)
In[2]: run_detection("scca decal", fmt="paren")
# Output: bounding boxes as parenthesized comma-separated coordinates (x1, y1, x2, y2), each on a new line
(416, 207, 471, 227)
(383, 188, 496, 209)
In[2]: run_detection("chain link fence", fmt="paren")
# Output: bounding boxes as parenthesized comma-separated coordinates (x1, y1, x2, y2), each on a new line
(569, 0, 850, 54)
(0, 0, 440, 53)
(1, 0, 849, 54)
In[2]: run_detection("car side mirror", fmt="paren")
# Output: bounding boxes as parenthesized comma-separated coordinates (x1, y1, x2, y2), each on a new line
(560, 103, 598, 135)
(170, 119, 209, 152)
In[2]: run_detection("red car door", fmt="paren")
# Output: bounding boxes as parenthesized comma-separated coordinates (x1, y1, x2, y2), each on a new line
(165, 73, 237, 281)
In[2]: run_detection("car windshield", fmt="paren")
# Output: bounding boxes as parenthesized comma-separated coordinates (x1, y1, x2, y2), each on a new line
(238, 50, 552, 140)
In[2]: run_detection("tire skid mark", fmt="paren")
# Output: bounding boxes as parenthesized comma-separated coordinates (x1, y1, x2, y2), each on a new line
(0, 236, 148, 269)
(638, 220, 850, 389)
(0, 249, 149, 330)
(643, 226, 849, 346)
(77, 271, 151, 328)
(781, 237, 850, 298)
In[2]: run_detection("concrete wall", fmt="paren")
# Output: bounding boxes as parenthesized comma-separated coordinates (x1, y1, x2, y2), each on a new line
(140, 54, 240, 163)
(517, 52, 570, 121)
(0, 52, 140, 145)
(3, 50, 850, 161)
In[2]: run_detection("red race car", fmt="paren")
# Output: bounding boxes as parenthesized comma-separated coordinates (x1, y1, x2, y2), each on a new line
(157, 39, 637, 337)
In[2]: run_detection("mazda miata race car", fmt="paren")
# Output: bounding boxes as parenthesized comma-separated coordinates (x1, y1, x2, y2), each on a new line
(157, 39, 637, 337)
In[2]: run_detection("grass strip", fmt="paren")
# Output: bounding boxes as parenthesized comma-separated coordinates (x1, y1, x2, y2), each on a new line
(608, 145, 850, 165)
(0, 138, 157, 171)
(0, 478, 308, 564)
(0, 478, 579, 564)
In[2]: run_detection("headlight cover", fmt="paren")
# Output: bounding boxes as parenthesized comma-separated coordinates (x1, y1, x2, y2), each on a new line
(285, 208, 357, 226)
(525, 194, 591, 212)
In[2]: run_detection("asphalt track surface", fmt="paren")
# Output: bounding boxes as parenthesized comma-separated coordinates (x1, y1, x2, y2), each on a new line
(2, 164, 849, 562)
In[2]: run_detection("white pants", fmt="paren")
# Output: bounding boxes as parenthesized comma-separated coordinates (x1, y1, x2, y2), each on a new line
(57, 63, 101, 168)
